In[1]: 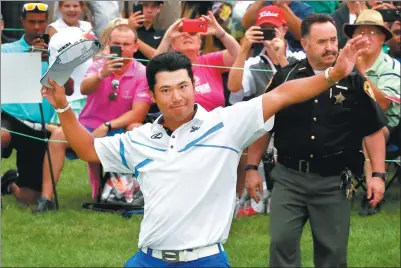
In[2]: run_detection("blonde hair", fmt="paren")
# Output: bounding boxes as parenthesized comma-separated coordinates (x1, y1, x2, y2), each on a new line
(98, 18, 129, 53)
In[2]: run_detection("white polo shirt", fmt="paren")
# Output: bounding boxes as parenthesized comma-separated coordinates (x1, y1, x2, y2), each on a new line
(94, 95, 274, 250)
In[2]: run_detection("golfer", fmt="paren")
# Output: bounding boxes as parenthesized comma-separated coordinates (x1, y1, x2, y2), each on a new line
(42, 35, 369, 267)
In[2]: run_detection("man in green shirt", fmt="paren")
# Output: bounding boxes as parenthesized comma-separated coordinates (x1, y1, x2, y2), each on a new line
(344, 9, 400, 216)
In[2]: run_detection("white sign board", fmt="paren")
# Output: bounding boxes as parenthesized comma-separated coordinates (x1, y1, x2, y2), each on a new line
(1, 53, 43, 104)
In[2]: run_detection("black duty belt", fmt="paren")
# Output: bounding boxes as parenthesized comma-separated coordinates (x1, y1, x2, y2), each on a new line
(277, 154, 346, 177)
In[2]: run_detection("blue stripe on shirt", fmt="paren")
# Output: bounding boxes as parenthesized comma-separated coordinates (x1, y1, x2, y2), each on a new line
(120, 138, 129, 170)
(134, 158, 154, 178)
(179, 122, 224, 153)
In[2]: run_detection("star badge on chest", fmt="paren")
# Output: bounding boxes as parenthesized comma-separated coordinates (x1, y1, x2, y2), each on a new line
(334, 92, 346, 105)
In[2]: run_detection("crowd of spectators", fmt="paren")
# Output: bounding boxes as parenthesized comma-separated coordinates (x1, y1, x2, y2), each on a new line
(1, 1, 400, 215)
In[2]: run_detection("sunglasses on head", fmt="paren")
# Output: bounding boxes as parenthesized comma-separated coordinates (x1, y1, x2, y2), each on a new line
(23, 3, 49, 12)
(109, 80, 119, 101)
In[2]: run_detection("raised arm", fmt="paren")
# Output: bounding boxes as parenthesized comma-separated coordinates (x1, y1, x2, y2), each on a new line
(227, 26, 263, 92)
(261, 35, 370, 122)
(42, 80, 100, 163)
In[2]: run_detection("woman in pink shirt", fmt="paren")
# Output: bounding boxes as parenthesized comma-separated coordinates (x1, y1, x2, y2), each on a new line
(154, 11, 240, 111)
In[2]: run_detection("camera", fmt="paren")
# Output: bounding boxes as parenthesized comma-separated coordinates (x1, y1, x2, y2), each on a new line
(182, 19, 208, 33)
(377, 8, 401, 22)
(260, 28, 276, 41)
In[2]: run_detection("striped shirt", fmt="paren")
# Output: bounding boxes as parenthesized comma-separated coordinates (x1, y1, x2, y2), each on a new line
(366, 51, 400, 128)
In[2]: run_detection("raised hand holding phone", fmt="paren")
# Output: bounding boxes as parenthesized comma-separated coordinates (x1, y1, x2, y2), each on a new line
(200, 11, 226, 37)
(129, 5, 145, 30)
(99, 45, 124, 79)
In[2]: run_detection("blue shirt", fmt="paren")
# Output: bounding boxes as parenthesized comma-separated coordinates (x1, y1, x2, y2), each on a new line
(1, 35, 55, 123)
(264, 1, 314, 51)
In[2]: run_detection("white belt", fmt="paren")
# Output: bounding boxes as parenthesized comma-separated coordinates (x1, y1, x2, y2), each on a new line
(141, 243, 224, 263)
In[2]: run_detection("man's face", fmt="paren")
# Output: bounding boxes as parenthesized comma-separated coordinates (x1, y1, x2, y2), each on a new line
(301, 22, 338, 69)
(387, 21, 400, 56)
(21, 12, 48, 39)
(142, 2, 162, 23)
(171, 32, 201, 55)
(153, 69, 195, 123)
(109, 30, 138, 61)
(353, 25, 385, 56)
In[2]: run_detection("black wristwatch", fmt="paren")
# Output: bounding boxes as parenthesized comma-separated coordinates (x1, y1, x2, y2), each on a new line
(244, 165, 258, 172)
(104, 121, 112, 132)
(372, 172, 386, 181)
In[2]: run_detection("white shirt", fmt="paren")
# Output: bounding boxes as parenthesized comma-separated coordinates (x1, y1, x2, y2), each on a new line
(94, 96, 274, 250)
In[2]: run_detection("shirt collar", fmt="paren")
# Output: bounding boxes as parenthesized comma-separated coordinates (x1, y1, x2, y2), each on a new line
(151, 104, 208, 133)
(121, 60, 138, 77)
(138, 25, 155, 32)
(18, 34, 31, 50)
(366, 50, 386, 74)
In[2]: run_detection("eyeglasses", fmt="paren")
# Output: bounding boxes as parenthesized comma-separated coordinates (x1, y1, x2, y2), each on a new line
(109, 79, 119, 101)
(23, 3, 49, 12)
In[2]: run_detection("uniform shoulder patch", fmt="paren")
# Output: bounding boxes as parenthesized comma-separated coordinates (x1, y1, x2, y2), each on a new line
(364, 81, 376, 101)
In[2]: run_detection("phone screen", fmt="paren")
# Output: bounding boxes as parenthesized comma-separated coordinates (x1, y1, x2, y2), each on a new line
(37, 34, 49, 44)
(110, 45, 122, 57)
(133, 3, 143, 13)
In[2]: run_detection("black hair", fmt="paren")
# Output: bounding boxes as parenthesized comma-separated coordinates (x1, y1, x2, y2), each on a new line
(301, 13, 336, 38)
(21, 1, 49, 19)
(140, 1, 163, 6)
(146, 52, 194, 92)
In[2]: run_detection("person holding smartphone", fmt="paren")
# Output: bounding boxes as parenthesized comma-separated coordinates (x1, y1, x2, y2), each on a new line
(33, 24, 152, 213)
(154, 11, 240, 112)
(227, 5, 305, 216)
(1, 3, 54, 205)
(128, 1, 165, 64)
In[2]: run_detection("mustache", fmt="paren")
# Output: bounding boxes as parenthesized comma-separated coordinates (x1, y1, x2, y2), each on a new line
(322, 50, 337, 57)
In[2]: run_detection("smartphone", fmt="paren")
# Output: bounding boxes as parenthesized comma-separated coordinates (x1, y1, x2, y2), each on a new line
(133, 3, 143, 13)
(261, 28, 276, 41)
(36, 33, 49, 44)
(182, 19, 208, 33)
(377, 8, 401, 22)
(110, 45, 122, 57)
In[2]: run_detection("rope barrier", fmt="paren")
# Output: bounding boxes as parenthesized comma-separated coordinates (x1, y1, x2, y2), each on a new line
(1, 39, 399, 164)
(1, 127, 400, 163)
(21, 46, 275, 73)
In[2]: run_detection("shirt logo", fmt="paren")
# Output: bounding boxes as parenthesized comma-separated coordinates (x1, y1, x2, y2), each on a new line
(190, 126, 200, 133)
(153, 36, 162, 40)
(151, 133, 163, 139)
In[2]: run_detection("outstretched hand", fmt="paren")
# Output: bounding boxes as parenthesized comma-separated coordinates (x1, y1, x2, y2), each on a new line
(332, 35, 370, 80)
(41, 79, 68, 109)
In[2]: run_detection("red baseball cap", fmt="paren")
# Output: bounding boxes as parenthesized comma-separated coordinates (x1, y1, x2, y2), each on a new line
(256, 6, 287, 27)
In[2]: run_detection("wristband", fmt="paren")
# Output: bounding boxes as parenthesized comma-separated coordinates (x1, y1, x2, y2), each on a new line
(244, 165, 258, 172)
(372, 172, 386, 181)
(55, 103, 71, 114)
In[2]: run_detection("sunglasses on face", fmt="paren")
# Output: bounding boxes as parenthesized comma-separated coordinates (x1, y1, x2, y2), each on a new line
(109, 80, 119, 101)
(23, 3, 49, 12)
